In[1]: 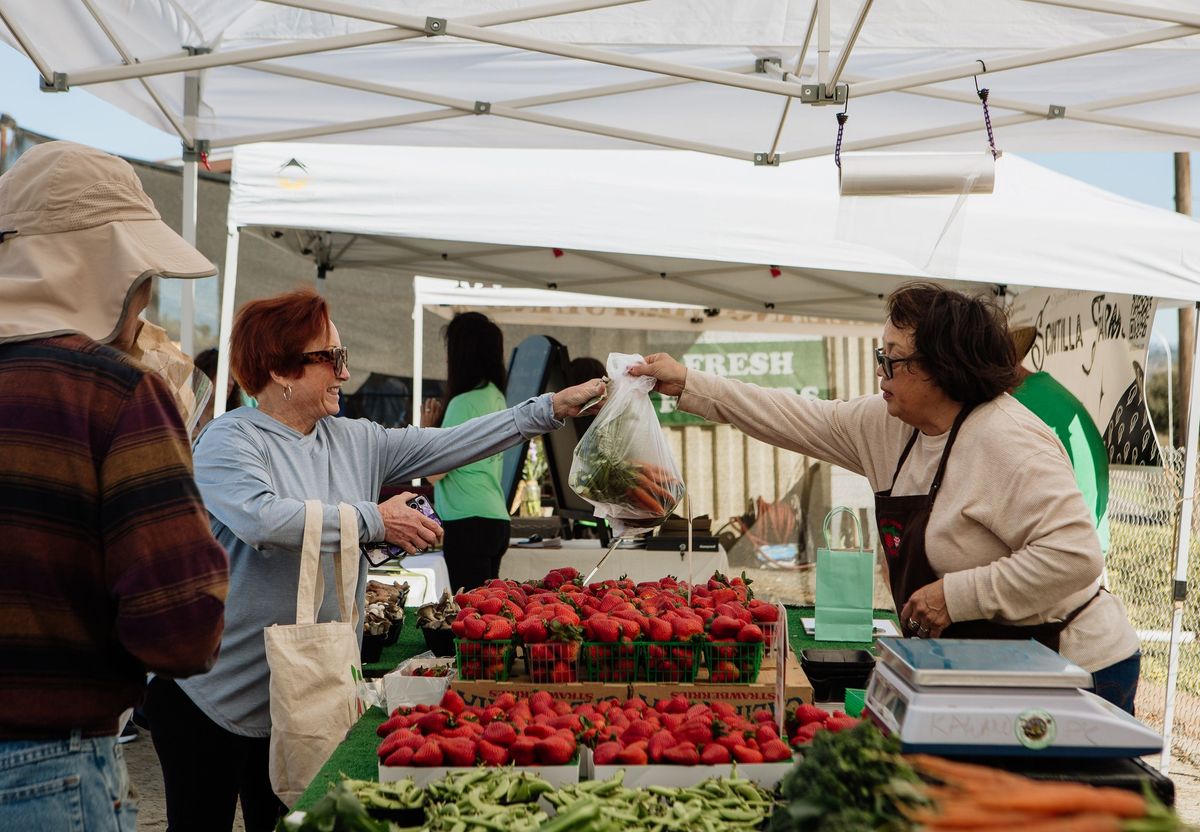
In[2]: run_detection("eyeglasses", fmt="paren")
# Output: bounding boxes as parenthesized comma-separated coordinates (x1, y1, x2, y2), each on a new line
(874, 347, 919, 380)
(302, 347, 349, 375)
(361, 542, 408, 568)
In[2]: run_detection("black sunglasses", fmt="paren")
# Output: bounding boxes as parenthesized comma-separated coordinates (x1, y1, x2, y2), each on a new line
(302, 347, 349, 375)
(361, 542, 407, 568)
(874, 347, 919, 380)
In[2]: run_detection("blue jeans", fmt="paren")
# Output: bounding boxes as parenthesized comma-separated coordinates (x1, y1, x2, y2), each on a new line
(0, 732, 136, 832)
(1092, 650, 1141, 716)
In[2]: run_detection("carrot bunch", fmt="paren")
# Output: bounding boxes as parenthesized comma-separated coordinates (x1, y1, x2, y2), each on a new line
(904, 754, 1180, 831)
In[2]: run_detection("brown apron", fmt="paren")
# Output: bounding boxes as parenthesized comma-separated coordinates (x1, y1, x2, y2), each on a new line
(874, 404, 1098, 651)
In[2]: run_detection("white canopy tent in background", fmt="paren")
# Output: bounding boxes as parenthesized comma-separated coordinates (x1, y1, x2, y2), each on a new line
(7, 0, 1200, 769)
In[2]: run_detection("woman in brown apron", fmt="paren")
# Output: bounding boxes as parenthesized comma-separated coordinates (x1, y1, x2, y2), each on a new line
(631, 281, 1141, 715)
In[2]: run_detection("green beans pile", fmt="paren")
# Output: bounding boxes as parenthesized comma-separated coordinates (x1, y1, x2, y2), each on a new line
(422, 769, 554, 832)
(542, 771, 774, 832)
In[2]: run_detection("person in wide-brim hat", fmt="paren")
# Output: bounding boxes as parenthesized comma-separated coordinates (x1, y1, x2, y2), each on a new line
(0, 142, 230, 832)
(0, 140, 216, 345)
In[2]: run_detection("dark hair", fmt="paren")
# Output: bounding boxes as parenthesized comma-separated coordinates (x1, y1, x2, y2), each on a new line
(193, 347, 244, 411)
(229, 287, 330, 395)
(440, 312, 505, 417)
(567, 356, 606, 387)
(886, 282, 1019, 405)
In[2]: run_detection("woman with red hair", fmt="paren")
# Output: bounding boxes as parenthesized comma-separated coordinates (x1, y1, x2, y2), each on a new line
(144, 288, 602, 832)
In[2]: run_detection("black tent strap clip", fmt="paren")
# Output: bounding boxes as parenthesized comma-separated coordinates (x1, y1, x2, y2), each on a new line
(833, 93, 850, 168)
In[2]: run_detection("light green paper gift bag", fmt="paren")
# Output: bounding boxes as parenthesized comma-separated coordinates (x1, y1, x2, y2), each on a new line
(814, 507, 874, 643)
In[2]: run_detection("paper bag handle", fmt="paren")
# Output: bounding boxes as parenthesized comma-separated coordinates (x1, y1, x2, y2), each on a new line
(822, 506, 865, 552)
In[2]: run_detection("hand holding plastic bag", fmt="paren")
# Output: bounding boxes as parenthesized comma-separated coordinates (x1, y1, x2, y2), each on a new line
(569, 353, 685, 536)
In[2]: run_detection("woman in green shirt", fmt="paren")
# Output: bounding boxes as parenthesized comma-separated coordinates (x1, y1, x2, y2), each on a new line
(427, 313, 511, 591)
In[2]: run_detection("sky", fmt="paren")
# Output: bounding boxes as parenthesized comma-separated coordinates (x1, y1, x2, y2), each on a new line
(2, 40, 1197, 349)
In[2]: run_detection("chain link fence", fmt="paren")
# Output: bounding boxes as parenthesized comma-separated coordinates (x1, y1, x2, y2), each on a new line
(1107, 448, 1200, 768)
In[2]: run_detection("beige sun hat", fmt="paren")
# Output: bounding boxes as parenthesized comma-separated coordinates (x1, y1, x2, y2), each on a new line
(0, 141, 217, 346)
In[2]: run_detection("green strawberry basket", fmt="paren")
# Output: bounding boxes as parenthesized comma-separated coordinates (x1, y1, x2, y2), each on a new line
(454, 639, 516, 681)
(701, 641, 764, 685)
(521, 641, 580, 684)
(637, 641, 702, 683)
(579, 641, 637, 683)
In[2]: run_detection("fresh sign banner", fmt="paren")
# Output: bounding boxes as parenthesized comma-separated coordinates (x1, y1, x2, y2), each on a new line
(652, 339, 828, 426)
(1008, 289, 1159, 466)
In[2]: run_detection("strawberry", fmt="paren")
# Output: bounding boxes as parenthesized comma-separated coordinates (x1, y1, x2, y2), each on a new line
(462, 614, 487, 640)
(484, 618, 514, 641)
(645, 616, 673, 642)
(700, 743, 731, 764)
(376, 715, 406, 737)
(478, 597, 504, 616)
(824, 716, 862, 734)
(376, 730, 408, 759)
(592, 741, 622, 766)
(737, 623, 764, 643)
(731, 745, 764, 764)
(517, 617, 548, 644)
(440, 690, 467, 715)
(761, 738, 793, 762)
(709, 661, 741, 683)
(615, 741, 649, 766)
(524, 723, 555, 740)
(793, 704, 830, 726)
(440, 737, 477, 767)
(751, 708, 775, 724)
(671, 616, 704, 641)
(557, 567, 580, 580)
(755, 723, 780, 746)
(535, 735, 576, 765)
(709, 615, 743, 640)
(482, 721, 517, 746)
(383, 746, 415, 767)
(412, 741, 444, 767)
(749, 602, 779, 623)
(529, 691, 554, 711)
(416, 711, 450, 735)
(586, 615, 621, 643)
(646, 730, 678, 762)
(791, 722, 822, 746)
(661, 741, 700, 766)
(663, 695, 690, 715)
(509, 736, 538, 766)
(672, 719, 712, 746)
(494, 692, 518, 712)
(621, 719, 657, 744)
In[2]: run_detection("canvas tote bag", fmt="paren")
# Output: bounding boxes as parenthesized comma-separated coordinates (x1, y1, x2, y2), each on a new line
(265, 501, 362, 806)
(814, 507, 875, 643)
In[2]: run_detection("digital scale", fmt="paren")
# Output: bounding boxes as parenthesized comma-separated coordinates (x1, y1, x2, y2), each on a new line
(864, 638, 1162, 758)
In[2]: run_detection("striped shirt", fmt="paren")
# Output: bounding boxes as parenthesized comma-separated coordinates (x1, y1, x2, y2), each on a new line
(0, 335, 228, 739)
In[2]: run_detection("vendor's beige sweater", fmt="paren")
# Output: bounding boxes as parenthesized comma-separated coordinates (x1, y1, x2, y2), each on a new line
(680, 371, 1139, 673)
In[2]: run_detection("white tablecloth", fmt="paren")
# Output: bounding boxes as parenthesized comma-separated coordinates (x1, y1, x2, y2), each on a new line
(499, 539, 729, 585)
(368, 552, 451, 606)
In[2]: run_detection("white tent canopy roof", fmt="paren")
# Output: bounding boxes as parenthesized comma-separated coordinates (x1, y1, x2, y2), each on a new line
(231, 144, 1200, 316)
(5, 1, 1200, 159)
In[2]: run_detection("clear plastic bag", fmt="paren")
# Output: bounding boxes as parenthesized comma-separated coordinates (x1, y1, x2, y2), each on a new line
(569, 353, 686, 537)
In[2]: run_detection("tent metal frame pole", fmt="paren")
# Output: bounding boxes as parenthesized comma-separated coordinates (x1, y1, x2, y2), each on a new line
(0, 3, 53, 84)
(79, 0, 192, 144)
(827, 0, 874, 88)
(767, 1, 819, 158)
(234, 62, 754, 159)
(1022, 0, 1200, 28)
(179, 64, 203, 357)
(849, 23, 1199, 98)
(411, 274, 424, 486)
(214, 224, 241, 419)
(63, 0, 649, 87)
(270, 0, 808, 99)
(1162, 300, 1200, 774)
(816, 0, 830, 84)
(221, 63, 746, 147)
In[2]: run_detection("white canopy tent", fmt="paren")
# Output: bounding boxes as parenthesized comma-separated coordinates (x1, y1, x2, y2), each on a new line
(7, 0, 1200, 767)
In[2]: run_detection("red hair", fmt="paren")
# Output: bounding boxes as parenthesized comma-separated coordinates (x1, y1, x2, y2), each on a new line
(229, 287, 330, 395)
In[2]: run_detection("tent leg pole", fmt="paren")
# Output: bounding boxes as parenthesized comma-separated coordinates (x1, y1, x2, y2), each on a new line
(412, 274, 424, 486)
(180, 156, 197, 356)
(1161, 299, 1200, 774)
(817, 0, 830, 85)
(214, 223, 240, 418)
